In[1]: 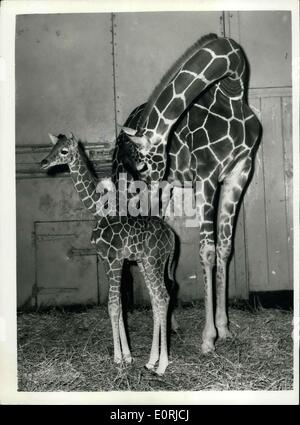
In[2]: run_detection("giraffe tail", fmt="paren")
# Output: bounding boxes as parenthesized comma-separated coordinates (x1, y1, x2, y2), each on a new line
(167, 227, 176, 282)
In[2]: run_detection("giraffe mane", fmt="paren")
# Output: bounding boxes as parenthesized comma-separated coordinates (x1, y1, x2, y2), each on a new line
(137, 33, 219, 131)
(77, 141, 98, 183)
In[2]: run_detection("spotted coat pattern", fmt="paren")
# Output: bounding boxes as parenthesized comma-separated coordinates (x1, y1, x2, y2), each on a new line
(117, 34, 261, 353)
(41, 134, 175, 375)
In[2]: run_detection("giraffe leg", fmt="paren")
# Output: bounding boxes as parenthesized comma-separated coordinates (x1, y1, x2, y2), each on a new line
(216, 158, 252, 340)
(147, 297, 161, 370)
(155, 286, 170, 375)
(105, 260, 131, 364)
(200, 243, 217, 354)
(160, 184, 180, 333)
(118, 304, 132, 363)
(195, 181, 217, 354)
(139, 260, 170, 374)
(138, 262, 160, 369)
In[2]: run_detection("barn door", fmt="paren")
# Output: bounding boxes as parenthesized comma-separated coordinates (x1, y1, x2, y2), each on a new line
(35, 220, 101, 307)
(224, 11, 293, 292)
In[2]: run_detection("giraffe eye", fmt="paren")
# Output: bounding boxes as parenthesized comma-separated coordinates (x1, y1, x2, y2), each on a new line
(61, 148, 69, 155)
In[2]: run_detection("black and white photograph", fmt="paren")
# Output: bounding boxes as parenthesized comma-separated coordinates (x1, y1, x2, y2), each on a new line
(0, 0, 298, 405)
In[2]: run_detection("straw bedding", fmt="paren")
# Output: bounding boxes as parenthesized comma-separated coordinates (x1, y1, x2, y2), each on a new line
(17, 302, 293, 391)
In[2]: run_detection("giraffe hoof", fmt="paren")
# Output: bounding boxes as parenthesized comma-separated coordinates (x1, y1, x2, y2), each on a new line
(145, 363, 155, 371)
(155, 365, 168, 376)
(201, 341, 215, 355)
(124, 355, 133, 364)
(114, 357, 123, 365)
(124, 356, 133, 364)
(218, 327, 233, 340)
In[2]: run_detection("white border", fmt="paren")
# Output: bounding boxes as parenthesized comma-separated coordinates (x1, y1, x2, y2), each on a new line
(0, 0, 298, 405)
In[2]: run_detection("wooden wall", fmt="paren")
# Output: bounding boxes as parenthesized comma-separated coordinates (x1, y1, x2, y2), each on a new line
(225, 11, 293, 293)
(245, 89, 293, 292)
(16, 11, 293, 309)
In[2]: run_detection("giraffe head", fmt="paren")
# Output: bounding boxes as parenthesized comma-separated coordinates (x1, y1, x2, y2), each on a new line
(120, 126, 167, 183)
(41, 133, 79, 169)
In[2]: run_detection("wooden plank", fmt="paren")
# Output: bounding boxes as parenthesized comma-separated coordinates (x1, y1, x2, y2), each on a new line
(166, 188, 203, 302)
(167, 215, 202, 302)
(36, 221, 98, 307)
(237, 11, 292, 88)
(249, 87, 292, 99)
(260, 97, 290, 290)
(225, 11, 241, 41)
(97, 258, 109, 305)
(227, 203, 248, 301)
(244, 98, 269, 292)
(281, 96, 293, 288)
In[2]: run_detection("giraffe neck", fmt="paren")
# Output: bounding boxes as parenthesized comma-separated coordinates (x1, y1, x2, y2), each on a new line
(69, 148, 103, 217)
(142, 37, 245, 144)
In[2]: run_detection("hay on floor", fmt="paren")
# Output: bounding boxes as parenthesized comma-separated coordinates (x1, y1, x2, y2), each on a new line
(17, 303, 293, 391)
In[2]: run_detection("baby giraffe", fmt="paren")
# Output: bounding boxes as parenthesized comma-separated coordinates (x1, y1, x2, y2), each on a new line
(40, 133, 175, 375)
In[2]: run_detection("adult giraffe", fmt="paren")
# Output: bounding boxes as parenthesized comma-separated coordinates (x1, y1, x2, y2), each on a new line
(117, 33, 261, 353)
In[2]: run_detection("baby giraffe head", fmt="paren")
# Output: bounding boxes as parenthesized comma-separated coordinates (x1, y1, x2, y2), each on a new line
(40, 133, 78, 170)
(119, 126, 167, 182)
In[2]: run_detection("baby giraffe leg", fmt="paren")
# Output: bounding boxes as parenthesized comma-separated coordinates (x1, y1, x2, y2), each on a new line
(119, 304, 132, 363)
(105, 260, 131, 364)
(155, 286, 170, 376)
(142, 258, 170, 375)
(108, 289, 122, 364)
(138, 262, 160, 369)
(146, 297, 160, 370)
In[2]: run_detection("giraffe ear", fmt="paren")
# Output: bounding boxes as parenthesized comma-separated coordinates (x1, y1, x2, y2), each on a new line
(118, 125, 137, 136)
(48, 133, 58, 145)
(68, 132, 77, 142)
(119, 125, 152, 150)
